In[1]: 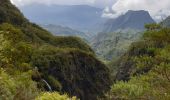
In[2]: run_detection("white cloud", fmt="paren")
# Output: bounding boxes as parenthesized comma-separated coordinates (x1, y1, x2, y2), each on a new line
(103, 0, 170, 21)
(11, 0, 170, 21)
(10, 0, 116, 8)
(11, 0, 96, 6)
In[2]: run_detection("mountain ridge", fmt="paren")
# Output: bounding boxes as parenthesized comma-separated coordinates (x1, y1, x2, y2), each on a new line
(19, 4, 107, 33)
(41, 24, 89, 39)
(91, 10, 154, 60)
(102, 10, 155, 33)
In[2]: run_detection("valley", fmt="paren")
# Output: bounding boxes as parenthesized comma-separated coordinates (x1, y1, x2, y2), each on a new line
(0, 0, 170, 100)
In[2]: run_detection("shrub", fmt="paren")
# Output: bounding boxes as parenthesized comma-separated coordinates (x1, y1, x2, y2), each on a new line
(36, 92, 77, 100)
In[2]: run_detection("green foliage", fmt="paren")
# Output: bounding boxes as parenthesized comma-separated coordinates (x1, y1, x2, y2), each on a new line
(145, 23, 161, 31)
(0, 69, 39, 100)
(0, 68, 16, 100)
(0, 0, 28, 25)
(36, 92, 77, 100)
(0, 23, 39, 100)
(0, 1, 112, 100)
(32, 47, 112, 100)
(91, 30, 142, 60)
(0, 1, 94, 53)
(143, 27, 170, 43)
(109, 72, 170, 100)
(0, 22, 111, 100)
(12, 71, 39, 100)
(0, 23, 32, 71)
(109, 24, 170, 100)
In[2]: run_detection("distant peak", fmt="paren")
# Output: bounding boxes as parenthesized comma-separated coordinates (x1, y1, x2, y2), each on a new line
(126, 10, 149, 14)
(127, 10, 148, 12)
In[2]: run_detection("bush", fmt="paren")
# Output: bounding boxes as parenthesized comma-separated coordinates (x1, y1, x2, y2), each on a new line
(0, 69, 39, 100)
(36, 92, 77, 100)
(109, 71, 170, 100)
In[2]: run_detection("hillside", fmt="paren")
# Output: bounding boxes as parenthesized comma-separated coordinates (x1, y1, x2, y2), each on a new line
(41, 24, 89, 39)
(91, 10, 155, 60)
(107, 23, 170, 99)
(0, 0, 112, 100)
(91, 29, 142, 60)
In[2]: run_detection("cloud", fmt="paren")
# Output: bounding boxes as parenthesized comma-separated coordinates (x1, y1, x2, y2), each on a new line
(11, 0, 170, 21)
(10, 0, 117, 8)
(11, 0, 96, 6)
(103, 0, 170, 21)
(93, 0, 117, 8)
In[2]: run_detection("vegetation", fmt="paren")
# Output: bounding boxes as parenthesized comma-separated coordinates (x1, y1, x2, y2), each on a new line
(91, 29, 142, 60)
(1, 0, 170, 100)
(0, 0, 112, 100)
(36, 92, 77, 100)
(31, 47, 111, 100)
(0, 23, 39, 100)
(108, 23, 170, 100)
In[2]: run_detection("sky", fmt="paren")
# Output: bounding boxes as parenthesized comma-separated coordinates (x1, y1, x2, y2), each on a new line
(103, 0, 170, 21)
(11, 0, 170, 21)
(10, 0, 116, 8)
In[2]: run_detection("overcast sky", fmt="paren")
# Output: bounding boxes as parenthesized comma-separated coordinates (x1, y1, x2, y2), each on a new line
(11, 0, 170, 21)
(11, 0, 116, 8)
(103, 0, 170, 21)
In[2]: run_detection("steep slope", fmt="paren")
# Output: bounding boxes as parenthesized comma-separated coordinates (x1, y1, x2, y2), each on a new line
(0, 0, 92, 52)
(91, 10, 155, 60)
(114, 24, 170, 81)
(0, 0, 112, 100)
(107, 24, 170, 100)
(103, 10, 155, 33)
(19, 4, 106, 33)
(32, 47, 111, 100)
(41, 24, 89, 39)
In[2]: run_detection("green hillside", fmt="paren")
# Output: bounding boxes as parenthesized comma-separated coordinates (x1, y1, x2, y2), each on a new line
(0, 0, 93, 53)
(91, 29, 142, 60)
(41, 24, 89, 39)
(0, 0, 112, 100)
(107, 23, 170, 99)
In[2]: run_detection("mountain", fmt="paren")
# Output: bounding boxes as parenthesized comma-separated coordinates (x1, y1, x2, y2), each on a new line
(102, 10, 155, 33)
(41, 24, 89, 39)
(91, 10, 155, 60)
(161, 16, 170, 27)
(19, 4, 106, 33)
(0, 0, 112, 100)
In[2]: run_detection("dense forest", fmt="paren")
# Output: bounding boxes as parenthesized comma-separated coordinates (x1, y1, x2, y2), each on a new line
(0, 0, 170, 100)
